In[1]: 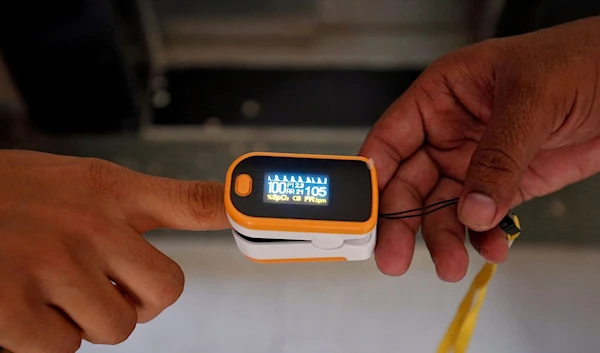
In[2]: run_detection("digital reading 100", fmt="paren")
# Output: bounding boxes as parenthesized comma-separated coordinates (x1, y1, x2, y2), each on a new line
(263, 172, 329, 206)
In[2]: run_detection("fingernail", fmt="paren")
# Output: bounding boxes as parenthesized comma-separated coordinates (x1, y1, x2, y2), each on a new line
(460, 193, 497, 230)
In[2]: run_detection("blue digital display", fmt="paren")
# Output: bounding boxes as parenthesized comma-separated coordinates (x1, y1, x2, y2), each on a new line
(264, 172, 329, 206)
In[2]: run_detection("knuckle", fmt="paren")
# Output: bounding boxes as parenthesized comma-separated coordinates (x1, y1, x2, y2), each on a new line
(101, 327, 135, 346)
(155, 260, 185, 309)
(99, 307, 137, 345)
(185, 181, 223, 227)
(0, 301, 82, 353)
(29, 332, 81, 353)
(66, 337, 82, 353)
(51, 333, 82, 353)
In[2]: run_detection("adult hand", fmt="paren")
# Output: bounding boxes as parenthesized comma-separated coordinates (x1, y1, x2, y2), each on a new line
(360, 16, 600, 281)
(0, 150, 229, 352)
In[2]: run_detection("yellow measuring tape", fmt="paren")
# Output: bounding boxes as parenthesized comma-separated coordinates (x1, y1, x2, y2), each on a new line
(437, 213, 521, 353)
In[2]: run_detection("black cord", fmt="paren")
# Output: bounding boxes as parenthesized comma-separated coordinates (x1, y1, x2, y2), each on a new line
(379, 197, 459, 219)
(378, 198, 522, 236)
(379, 198, 458, 216)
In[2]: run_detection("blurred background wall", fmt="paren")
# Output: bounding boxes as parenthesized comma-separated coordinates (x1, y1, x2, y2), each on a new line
(1, 1, 600, 352)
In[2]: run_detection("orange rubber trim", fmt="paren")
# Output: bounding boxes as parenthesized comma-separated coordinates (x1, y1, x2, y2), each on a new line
(245, 256, 347, 264)
(224, 152, 379, 235)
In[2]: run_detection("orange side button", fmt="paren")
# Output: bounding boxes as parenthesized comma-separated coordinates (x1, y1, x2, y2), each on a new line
(235, 174, 253, 197)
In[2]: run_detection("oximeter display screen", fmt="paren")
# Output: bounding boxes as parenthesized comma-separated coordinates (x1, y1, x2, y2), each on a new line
(229, 155, 373, 222)
(263, 173, 329, 206)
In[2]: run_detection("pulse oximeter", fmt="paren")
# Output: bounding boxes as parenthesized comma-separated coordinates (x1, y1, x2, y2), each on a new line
(224, 152, 378, 263)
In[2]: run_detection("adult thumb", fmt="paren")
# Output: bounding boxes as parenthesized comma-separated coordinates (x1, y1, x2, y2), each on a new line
(458, 81, 560, 231)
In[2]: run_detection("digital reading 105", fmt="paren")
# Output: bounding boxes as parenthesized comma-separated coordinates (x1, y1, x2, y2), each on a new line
(263, 172, 329, 206)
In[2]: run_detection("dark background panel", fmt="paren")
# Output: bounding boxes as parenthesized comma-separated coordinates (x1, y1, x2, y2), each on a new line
(496, 0, 600, 37)
(152, 68, 422, 127)
(2, 0, 600, 134)
(0, 0, 149, 134)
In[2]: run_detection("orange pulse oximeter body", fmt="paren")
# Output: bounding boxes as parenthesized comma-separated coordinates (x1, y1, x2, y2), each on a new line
(224, 152, 378, 263)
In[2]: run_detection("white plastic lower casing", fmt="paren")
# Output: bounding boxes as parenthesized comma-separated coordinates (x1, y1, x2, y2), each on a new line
(228, 216, 377, 262)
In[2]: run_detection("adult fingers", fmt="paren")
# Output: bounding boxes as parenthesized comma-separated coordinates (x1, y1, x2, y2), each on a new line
(375, 149, 439, 276)
(105, 232, 185, 323)
(0, 307, 82, 353)
(359, 84, 425, 191)
(469, 227, 509, 264)
(458, 72, 570, 231)
(421, 178, 468, 282)
(428, 136, 600, 207)
(425, 142, 477, 182)
(42, 266, 138, 345)
(0, 281, 81, 353)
